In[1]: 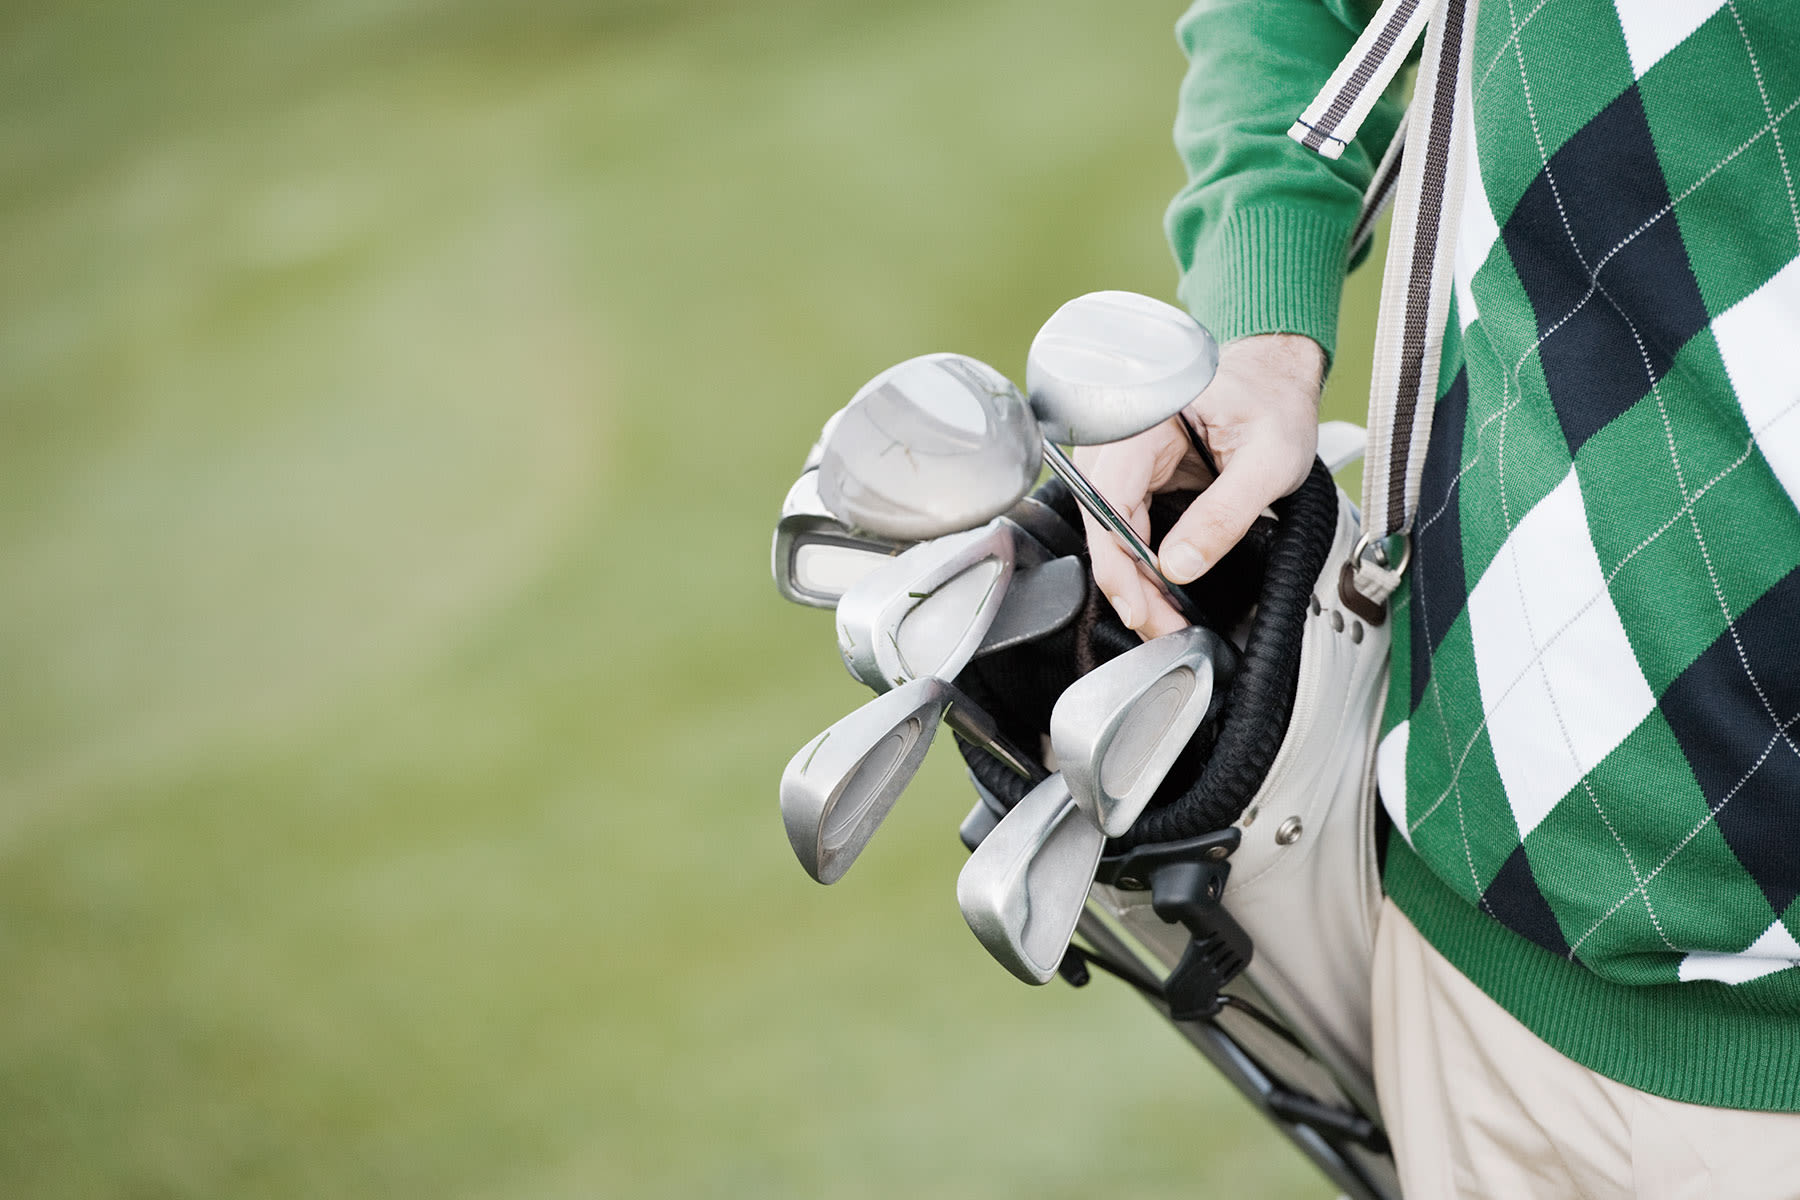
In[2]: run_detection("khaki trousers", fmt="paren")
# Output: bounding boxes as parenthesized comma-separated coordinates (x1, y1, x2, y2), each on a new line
(1371, 900, 1800, 1199)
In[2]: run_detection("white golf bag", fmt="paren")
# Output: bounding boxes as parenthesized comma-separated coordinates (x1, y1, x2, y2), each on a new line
(932, 432, 1393, 1198)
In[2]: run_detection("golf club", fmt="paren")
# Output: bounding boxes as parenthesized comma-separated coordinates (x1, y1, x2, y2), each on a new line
(773, 471, 910, 608)
(774, 467, 1073, 611)
(816, 342, 1209, 624)
(1051, 625, 1238, 837)
(1026, 290, 1220, 445)
(956, 771, 1107, 984)
(1026, 291, 1221, 627)
(836, 520, 1016, 692)
(781, 676, 1046, 884)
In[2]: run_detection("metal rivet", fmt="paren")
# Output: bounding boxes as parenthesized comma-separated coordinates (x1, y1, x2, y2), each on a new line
(1329, 610, 1344, 633)
(1351, 620, 1364, 644)
(1309, 595, 1321, 615)
(1275, 817, 1304, 846)
(1205, 844, 1230, 861)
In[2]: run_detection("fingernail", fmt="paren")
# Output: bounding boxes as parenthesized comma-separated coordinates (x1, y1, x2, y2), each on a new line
(1160, 542, 1206, 584)
(1107, 592, 1140, 629)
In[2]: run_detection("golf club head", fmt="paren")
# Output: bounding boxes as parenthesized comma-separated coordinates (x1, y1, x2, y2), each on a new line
(1026, 291, 1220, 445)
(1051, 625, 1238, 837)
(957, 773, 1106, 984)
(836, 520, 1016, 692)
(772, 471, 910, 608)
(780, 676, 951, 884)
(972, 555, 1086, 658)
(816, 353, 1042, 541)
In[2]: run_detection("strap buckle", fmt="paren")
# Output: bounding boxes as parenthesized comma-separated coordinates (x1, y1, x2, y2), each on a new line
(1339, 532, 1409, 625)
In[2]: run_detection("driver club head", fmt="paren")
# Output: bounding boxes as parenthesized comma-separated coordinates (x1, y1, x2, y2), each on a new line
(780, 676, 952, 884)
(772, 471, 910, 608)
(816, 353, 1042, 541)
(836, 520, 1016, 692)
(1051, 625, 1238, 837)
(1026, 291, 1220, 446)
(956, 772, 1106, 985)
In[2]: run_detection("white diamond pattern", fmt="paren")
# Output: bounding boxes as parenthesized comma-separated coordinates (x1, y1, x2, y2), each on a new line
(1378, 720, 1414, 845)
(1465, 470, 1656, 839)
(1714, 252, 1800, 517)
(1455, 97, 1499, 332)
(1678, 916, 1800, 985)
(1611, 0, 1729, 79)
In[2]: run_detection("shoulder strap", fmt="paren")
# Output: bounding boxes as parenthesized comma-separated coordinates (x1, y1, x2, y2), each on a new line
(1291, 0, 1480, 620)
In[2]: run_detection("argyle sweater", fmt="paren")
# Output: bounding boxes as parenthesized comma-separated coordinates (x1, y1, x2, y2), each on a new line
(1168, 0, 1800, 1109)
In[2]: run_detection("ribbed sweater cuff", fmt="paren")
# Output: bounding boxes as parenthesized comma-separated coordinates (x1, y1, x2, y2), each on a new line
(1386, 836, 1800, 1111)
(1176, 207, 1353, 363)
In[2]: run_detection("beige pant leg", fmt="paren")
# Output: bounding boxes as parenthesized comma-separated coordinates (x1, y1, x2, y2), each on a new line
(1371, 899, 1800, 1199)
(1626, 1080, 1800, 1200)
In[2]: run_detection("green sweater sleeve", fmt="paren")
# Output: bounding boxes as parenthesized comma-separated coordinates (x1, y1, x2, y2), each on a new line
(1164, 0, 1403, 362)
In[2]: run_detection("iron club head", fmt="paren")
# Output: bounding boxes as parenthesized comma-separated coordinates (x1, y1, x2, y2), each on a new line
(956, 772, 1106, 984)
(781, 675, 1044, 881)
(1050, 625, 1238, 837)
(780, 676, 952, 884)
(836, 520, 1016, 692)
(1025, 291, 1220, 446)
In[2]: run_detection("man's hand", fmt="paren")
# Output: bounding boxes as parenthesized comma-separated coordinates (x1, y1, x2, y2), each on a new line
(1074, 332, 1326, 639)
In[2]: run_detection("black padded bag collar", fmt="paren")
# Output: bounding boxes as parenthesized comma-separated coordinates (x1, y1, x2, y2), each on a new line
(956, 459, 1339, 846)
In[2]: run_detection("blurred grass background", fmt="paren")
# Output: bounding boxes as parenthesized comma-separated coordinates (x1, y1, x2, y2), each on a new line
(0, 1, 1383, 1195)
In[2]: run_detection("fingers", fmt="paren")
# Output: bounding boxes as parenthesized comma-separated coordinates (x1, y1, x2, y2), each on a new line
(1076, 468, 1155, 632)
(1156, 438, 1309, 585)
(1074, 432, 1191, 637)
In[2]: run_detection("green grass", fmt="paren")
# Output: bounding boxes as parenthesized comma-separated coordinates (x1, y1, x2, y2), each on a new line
(0, 2, 1381, 1194)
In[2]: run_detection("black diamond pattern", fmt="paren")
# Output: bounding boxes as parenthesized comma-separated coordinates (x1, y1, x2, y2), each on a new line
(1410, 366, 1471, 712)
(1660, 566, 1800, 917)
(1502, 85, 1709, 455)
(1482, 843, 1573, 959)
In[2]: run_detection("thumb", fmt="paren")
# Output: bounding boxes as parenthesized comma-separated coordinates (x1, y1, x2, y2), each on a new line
(1156, 441, 1309, 584)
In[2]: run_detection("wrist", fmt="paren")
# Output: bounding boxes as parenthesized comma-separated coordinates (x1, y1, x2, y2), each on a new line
(1215, 334, 1326, 410)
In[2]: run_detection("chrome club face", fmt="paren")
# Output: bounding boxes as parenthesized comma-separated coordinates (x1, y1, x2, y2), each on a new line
(816, 354, 1042, 542)
(772, 471, 909, 609)
(836, 520, 1016, 692)
(1025, 290, 1220, 446)
(1051, 625, 1238, 837)
(956, 772, 1106, 985)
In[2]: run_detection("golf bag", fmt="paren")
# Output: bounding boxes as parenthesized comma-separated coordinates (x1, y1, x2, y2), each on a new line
(949, 459, 1397, 1200)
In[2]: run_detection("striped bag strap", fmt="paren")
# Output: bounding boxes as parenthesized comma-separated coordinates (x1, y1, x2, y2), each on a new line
(1290, 0, 1480, 623)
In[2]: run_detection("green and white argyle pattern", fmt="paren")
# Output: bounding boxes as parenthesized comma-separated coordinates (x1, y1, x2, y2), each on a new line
(1376, 0, 1800, 997)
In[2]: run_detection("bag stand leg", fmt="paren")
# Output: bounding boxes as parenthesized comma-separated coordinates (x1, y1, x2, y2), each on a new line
(1070, 906, 1402, 1200)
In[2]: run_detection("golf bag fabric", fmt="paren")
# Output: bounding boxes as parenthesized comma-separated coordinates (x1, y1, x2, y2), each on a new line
(956, 465, 1391, 1119)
